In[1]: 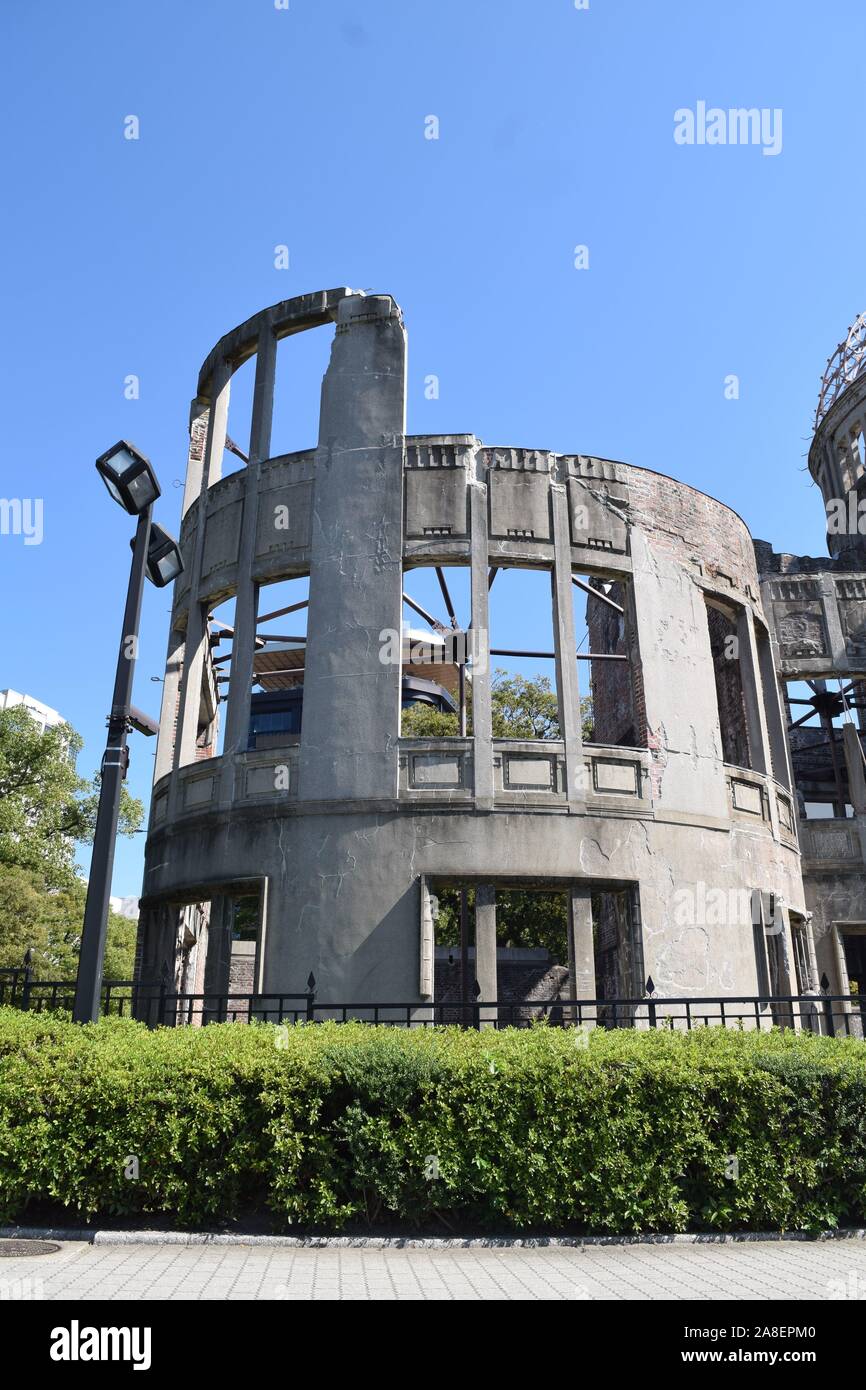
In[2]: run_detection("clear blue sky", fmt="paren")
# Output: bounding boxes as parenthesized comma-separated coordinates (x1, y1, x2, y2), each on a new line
(1, 0, 863, 895)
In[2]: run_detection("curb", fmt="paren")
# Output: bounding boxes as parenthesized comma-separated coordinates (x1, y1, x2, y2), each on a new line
(3, 1226, 866, 1250)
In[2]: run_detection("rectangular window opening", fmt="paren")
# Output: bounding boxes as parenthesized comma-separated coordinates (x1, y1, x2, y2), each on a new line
(706, 599, 752, 770)
(400, 564, 471, 737)
(248, 575, 309, 750)
(488, 567, 559, 741)
(575, 573, 644, 748)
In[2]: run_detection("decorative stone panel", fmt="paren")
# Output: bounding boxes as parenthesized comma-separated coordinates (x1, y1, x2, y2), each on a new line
(592, 757, 640, 795)
(836, 578, 866, 661)
(564, 457, 629, 553)
(730, 776, 766, 818)
(485, 452, 553, 542)
(183, 774, 215, 809)
(410, 753, 464, 788)
(503, 753, 557, 790)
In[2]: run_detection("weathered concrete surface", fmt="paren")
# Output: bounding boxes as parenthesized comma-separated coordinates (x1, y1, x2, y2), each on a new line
(298, 294, 406, 804)
(138, 288, 813, 1011)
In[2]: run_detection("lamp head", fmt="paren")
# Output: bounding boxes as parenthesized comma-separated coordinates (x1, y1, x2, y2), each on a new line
(140, 522, 184, 588)
(95, 441, 161, 516)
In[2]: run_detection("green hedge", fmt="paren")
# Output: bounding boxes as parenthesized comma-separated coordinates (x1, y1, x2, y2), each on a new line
(1, 1008, 865, 1233)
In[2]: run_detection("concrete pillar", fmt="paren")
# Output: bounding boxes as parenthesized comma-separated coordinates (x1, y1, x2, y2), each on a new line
(827, 438, 845, 503)
(818, 572, 848, 669)
(804, 913, 820, 991)
(153, 626, 185, 784)
(203, 894, 233, 1020)
(843, 720, 866, 813)
(297, 295, 406, 803)
(831, 925, 852, 1015)
(469, 463, 493, 808)
(419, 875, 435, 1001)
(154, 400, 224, 784)
(551, 482, 585, 806)
(776, 902, 799, 1029)
(755, 621, 793, 790)
(736, 608, 784, 841)
(475, 883, 497, 1025)
(568, 886, 596, 999)
(736, 609, 769, 777)
(219, 330, 277, 795)
(182, 401, 211, 517)
(174, 362, 231, 771)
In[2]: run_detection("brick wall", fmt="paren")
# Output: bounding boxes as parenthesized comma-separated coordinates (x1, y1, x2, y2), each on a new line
(624, 464, 760, 598)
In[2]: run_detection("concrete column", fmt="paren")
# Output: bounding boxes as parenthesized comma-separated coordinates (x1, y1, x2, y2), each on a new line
(755, 621, 793, 790)
(419, 875, 435, 1001)
(831, 925, 851, 1002)
(182, 401, 211, 516)
(776, 902, 798, 1013)
(219, 330, 277, 794)
(173, 362, 231, 772)
(475, 884, 497, 1025)
(804, 913, 820, 990)
(568, 886, 596, 999)
(736, 609, 769, 777)
(818, 572, 847, 669)
(737, 608, 785, 841)
(155, 401, 223, 784)
(827, 438, 845, 503)
(469, 465, 493, 808)
(629, 531, 728, 819)
(843, 720, 866, 813)
(551, 482, 584, 806)
(297, 295, 406, 803)
(203, 894, 233, 1020)
(153, 626, 185, 784)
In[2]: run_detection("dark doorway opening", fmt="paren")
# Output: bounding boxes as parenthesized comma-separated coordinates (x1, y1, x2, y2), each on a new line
(842, 930, 866, 994)
(431, 881, 643, 1024)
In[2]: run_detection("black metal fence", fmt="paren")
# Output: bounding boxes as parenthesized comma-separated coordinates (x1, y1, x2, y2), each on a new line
(1, 962, 864, 1036)
(0, 965, 144, 1018)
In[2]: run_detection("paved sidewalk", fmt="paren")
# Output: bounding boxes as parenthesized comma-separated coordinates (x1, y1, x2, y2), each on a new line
(2, 1236, 866, 1300)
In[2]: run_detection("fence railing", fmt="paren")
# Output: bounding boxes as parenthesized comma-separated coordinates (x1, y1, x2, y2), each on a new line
(0, 966, 146, 1019)
(1, 963, 864, 1036)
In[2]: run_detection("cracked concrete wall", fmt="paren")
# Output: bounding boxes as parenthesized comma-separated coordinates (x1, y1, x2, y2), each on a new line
(297, 293, 406, 803)
(629, 529, 731, 820)
(142, 800, 804, 1001)
(138, 288, 807, 1010)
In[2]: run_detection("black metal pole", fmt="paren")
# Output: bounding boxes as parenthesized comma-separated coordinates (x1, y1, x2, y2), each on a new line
(73, 507, 152, 1024)
(460, 888, 470, 1024)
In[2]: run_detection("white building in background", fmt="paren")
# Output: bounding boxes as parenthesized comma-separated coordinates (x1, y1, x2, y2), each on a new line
(109, 896, 140, 921)
(0, 689, 65, 734)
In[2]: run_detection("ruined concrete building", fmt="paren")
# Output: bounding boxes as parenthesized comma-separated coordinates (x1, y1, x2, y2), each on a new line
(135, 290, 866, 1015)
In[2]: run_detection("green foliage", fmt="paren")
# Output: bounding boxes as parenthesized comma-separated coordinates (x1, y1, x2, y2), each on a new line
(494, 890, 568, 955)
(400, 670, 594, 741)
(400, 704, 459, 738)
(0, 866, 136, 979)
(490, 671, 560, 739)
(0, 708, 143, 889)
(1, 1012, 864, 1235)
(433, 887, 568, 958)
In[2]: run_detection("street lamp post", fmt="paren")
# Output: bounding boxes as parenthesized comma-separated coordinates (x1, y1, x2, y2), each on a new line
(73, 443, 183, 1025)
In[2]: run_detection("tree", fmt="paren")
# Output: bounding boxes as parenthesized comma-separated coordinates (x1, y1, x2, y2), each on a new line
(490, 672, 560, 739)
(401, 668, 594, 740)
(400, 703, 458, 738)
(433, 886, 569, 960)
(0, 865, 137, 979)
(0, 708, 144, 980)
(0, 707, 143, 888)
